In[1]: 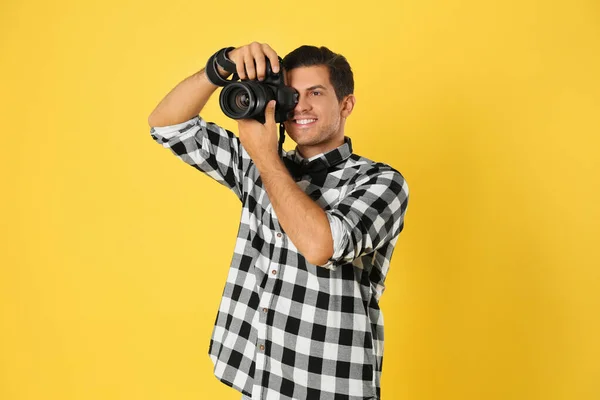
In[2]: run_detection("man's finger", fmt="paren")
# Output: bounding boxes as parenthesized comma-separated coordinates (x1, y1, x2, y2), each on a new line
(261, 44, 280, 73)
(264, 100, 276, 124)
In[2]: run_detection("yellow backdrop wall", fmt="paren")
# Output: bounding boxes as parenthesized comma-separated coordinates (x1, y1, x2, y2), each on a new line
(1, 0, 599, 399)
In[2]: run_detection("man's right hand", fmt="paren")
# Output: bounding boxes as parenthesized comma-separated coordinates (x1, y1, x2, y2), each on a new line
(224, 42, 281, 81)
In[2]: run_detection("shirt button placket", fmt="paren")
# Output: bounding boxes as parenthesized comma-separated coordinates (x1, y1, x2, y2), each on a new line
(255, 229, 283, 398)
(271, 231, 283, 276)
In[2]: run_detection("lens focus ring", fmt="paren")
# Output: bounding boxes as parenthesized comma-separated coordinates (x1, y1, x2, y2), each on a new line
(220, 83, 256, 119)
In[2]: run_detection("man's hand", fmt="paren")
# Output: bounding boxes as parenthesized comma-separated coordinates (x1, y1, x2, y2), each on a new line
(227, 42, 280, 81)
(238, 100, 279, 167)
(227, 42, 283, 165)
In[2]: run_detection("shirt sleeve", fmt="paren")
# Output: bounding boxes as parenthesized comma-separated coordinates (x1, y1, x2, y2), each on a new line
(321, 167, 409, 269)
(150, 116, 248, 201)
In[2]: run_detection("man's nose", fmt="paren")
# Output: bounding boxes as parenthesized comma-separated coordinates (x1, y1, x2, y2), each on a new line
(294, 95, 311, 113)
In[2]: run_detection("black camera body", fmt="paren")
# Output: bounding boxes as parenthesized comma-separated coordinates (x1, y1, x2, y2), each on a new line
(219, 57, 299, 124)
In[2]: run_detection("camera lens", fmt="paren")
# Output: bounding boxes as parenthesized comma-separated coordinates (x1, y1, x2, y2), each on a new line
(220, 84, 256, 119)
(235, 92, 250, 110)
(219, 81, 275, 121)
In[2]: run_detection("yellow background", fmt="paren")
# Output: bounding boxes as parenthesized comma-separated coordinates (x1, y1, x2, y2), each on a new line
(1, 0, 599, 399)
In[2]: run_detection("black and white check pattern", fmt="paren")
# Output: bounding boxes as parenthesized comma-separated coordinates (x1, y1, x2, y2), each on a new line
(150, 116, 409, 400)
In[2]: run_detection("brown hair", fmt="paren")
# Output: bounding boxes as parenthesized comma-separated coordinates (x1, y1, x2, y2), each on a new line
(282, 45, 354, 102)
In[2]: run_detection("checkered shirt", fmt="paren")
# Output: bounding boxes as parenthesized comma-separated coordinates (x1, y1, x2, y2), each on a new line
(150, 115, 409, 400)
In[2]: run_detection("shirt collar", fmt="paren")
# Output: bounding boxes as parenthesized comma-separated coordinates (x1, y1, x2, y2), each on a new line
(286, 137, 353, 168)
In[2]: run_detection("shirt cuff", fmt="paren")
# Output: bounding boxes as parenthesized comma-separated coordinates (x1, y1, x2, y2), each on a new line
(319, 213, 349, 270)
(150, 116, 200, 140)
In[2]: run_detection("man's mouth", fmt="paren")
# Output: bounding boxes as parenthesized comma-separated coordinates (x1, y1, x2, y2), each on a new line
(293, 118, 318, 126)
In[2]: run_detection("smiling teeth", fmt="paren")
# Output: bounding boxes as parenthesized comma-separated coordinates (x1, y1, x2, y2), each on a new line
(296, 119, 316, 124)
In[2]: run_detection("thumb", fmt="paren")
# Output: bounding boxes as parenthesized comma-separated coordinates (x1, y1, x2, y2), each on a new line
(264, 100, 276, 124)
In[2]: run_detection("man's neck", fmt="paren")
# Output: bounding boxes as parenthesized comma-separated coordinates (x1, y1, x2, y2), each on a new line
(296, 136, 345, 160)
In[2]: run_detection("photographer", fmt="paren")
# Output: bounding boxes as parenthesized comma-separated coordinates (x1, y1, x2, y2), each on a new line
(148, 42, 409, 400)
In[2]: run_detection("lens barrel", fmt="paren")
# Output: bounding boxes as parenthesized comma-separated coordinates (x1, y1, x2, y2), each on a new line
(220, 82, 275, 120)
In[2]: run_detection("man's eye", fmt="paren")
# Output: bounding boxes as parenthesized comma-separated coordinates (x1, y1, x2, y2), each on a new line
(312, 91, 322, 96)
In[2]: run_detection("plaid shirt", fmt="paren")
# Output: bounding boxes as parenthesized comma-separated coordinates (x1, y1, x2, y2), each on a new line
(150, 115, 409, 400)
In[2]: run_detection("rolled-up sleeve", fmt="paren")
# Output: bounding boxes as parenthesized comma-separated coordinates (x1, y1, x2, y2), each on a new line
(150, 116, 248, 201)
(322, 168, 409, 268)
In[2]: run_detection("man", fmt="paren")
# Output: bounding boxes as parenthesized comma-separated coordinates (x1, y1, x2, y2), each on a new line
(148, 42, 409, 400)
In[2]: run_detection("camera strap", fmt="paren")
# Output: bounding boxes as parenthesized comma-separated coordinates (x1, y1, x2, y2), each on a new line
(278, 124, 286, 155)
(205, 47, 239, 87)
(216, 47, 237, 73)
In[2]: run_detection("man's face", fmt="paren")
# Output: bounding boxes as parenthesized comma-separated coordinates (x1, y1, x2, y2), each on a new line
(283, 65, 353, 158)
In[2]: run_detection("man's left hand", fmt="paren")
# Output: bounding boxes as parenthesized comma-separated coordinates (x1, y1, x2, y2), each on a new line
(238, 100, 279, 166)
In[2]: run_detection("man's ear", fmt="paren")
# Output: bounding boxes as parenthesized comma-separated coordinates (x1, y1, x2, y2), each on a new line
(341, 94, 356, 118)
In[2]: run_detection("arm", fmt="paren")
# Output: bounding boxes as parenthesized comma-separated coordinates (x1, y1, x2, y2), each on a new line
(147, 66, 226, 127)
(256, 154, 334, 266)
(150, 118, 247, 199)
(148, 43, 283, 198)
(236, 101, 334, 266)
(325, 168, 409, 265)
(148, 42, 280, 127)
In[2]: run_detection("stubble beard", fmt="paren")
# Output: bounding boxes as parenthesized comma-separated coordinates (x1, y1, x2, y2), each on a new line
(287, 115, 341, 147)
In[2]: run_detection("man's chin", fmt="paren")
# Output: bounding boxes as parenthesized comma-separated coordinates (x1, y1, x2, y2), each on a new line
(285, 133, 314, 146)
(285, 128, 317, 142)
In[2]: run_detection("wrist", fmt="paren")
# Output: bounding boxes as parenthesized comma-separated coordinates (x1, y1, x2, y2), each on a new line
(216, 64, 231, 79)
(254, 151, 284, 173)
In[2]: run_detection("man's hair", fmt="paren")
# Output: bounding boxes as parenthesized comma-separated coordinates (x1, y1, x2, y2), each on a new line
(282, 45, 354, 102)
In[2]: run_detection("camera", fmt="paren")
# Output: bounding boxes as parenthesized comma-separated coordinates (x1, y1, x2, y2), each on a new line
(219, 57, 299, 124)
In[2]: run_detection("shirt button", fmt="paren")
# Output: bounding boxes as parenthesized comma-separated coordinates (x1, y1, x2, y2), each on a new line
(259, 344, 265, 351)
(263, 307, 268, 313)
(276, 233, 282, 238)
(271, 269, 277, 275)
